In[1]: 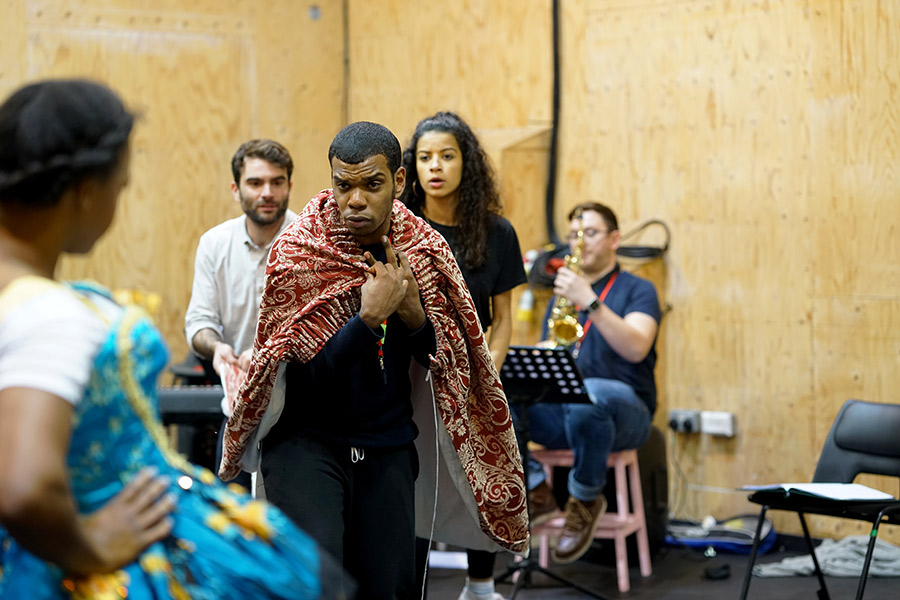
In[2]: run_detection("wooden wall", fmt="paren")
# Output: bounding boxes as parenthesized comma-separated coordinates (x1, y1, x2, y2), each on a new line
(3, 0, 899, 544)
(0, 0, 345, 367)
(345, 0, 900, 542)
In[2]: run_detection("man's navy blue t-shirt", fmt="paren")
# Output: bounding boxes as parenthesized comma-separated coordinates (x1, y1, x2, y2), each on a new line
(542, 265, 661, 414)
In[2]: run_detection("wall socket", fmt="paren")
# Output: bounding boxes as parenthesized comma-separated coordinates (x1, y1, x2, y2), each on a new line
(668, 409, 701, 433)
(700, 411, 737, 437)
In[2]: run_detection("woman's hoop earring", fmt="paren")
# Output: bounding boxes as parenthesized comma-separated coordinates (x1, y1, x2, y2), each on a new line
(412, 180, 421, 196)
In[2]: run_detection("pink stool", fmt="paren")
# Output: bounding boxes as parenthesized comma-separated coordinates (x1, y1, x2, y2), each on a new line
(530, 447, 652, 593)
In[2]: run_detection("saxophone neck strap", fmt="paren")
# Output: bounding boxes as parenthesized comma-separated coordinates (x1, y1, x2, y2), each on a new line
(597, 271, 618, 303)
(580, 271, 618, 340)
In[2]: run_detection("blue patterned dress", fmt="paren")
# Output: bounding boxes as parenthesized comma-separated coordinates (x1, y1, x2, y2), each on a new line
(0, 280, 340, 599)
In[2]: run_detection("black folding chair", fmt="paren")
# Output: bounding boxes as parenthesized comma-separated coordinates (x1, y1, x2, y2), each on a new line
(739, 399, 900, 600)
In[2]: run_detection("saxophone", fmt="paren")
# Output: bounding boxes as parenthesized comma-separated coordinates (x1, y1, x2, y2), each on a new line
(546, 209, 585, 348)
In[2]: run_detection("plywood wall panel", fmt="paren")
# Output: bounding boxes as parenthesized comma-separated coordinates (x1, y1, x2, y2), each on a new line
(808, 2, 900, 300)
(6, 0, 344, 365)
(477, 127, 552, 257)
(0, 0, 26, 99)
(813, 298, 900, 411)
(346, 0, 553, 151)
(569, 0, 814, 230)
(253, 2, 345, 200)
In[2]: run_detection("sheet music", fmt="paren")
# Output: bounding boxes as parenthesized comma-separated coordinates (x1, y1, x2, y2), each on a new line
(215, 361, 246, 417)
(741, 483, 895, 501)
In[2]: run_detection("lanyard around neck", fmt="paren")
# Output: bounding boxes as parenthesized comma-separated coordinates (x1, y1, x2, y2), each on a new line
(576, 271, 618, 353)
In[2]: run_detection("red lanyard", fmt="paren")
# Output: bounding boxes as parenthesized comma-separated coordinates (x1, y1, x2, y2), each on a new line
(576, 272, 618, 354)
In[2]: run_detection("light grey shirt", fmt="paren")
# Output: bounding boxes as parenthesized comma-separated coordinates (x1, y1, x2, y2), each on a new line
(184, 210, 297, 356)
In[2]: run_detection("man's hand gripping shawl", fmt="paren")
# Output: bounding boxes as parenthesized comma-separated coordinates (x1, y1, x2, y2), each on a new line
(220, 190, 529, 553)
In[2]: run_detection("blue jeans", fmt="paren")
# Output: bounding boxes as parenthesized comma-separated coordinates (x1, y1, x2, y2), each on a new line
(516, 377, 652, 503)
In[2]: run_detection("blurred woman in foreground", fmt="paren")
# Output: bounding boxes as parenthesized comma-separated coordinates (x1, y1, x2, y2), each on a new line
(0, 78, 344, 599)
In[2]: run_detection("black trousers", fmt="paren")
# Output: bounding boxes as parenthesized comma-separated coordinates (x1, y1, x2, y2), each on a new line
(262, 435, 419, 600)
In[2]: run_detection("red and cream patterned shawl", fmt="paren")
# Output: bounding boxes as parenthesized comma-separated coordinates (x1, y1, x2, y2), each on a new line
(220, 190, 529, 553)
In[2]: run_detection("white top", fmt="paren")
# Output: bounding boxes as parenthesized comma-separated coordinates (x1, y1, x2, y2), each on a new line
(0, 279, 118, 405)
(184, 211, 297, 356)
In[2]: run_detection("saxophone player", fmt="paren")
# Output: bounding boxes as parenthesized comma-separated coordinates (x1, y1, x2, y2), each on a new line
(521, 202, 662, 564)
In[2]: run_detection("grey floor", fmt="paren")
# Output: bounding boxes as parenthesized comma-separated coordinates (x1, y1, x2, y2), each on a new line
(424, 542, 900, 599)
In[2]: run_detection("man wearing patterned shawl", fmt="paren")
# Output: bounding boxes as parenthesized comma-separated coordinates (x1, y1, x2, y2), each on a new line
(219, 122, 529, 598)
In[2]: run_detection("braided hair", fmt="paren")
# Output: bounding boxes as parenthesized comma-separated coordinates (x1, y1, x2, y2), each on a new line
(399, 111, 501, 270)
(0, 79, 134, 207)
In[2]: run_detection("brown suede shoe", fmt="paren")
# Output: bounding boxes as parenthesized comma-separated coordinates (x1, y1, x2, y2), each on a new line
(528, 480, 561, 526)
(552, 495, 608, 564)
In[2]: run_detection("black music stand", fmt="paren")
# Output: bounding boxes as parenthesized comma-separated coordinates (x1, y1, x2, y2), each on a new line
(495, 346, 613, 600)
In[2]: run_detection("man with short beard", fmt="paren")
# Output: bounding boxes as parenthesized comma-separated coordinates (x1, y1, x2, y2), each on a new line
(184, 138, 296, 488)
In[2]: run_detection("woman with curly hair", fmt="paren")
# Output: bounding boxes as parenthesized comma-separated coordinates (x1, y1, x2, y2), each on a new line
(400, 111, 525, 371)
(402, 111, 527, 600)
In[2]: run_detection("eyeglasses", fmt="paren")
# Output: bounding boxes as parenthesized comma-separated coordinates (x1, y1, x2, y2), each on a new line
(566, 228, 610, 243)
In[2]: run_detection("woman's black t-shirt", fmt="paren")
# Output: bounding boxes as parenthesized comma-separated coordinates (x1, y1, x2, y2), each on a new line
(425, 214, 526, 330)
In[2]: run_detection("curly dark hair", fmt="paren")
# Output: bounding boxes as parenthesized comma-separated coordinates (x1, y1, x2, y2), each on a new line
(399, 111, 501, 269)
(0, 78, 134, 207)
